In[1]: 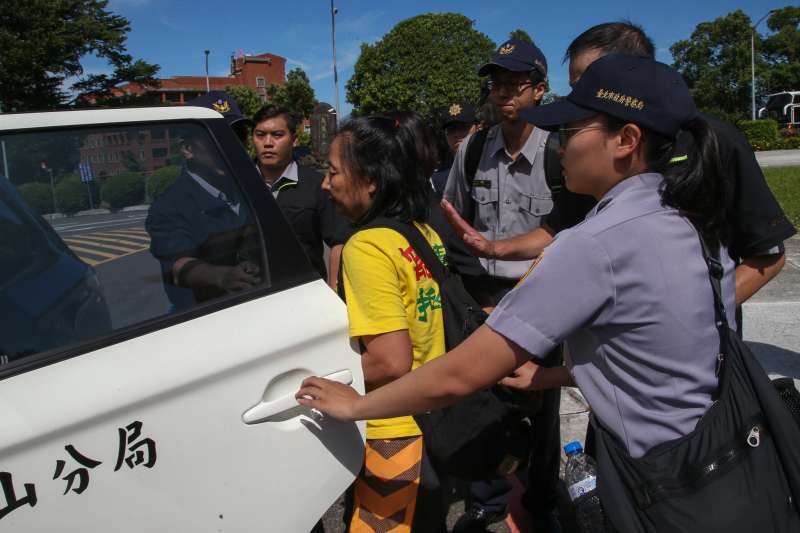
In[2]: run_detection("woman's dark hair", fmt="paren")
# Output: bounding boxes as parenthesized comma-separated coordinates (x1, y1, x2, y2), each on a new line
(335, 113, 430, 226)
(604, 115, 728, 245)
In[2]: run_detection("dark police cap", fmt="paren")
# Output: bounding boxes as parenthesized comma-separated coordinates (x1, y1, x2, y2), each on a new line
(518, 54, 697, 138)
(441, 102, 477, 127)
(478, 38, 548, 80)
(187, 91, 253, 128)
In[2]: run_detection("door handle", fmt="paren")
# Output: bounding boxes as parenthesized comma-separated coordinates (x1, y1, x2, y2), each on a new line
(242, 369, 353, 424)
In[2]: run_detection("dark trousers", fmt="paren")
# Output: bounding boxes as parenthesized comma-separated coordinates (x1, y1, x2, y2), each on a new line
(468, 278, 562, 515)
(469, 361, 562, 514)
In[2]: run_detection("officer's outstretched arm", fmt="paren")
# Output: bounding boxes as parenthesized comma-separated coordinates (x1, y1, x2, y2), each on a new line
(297, 324, 532, 422)
(441, 199, 554, 261)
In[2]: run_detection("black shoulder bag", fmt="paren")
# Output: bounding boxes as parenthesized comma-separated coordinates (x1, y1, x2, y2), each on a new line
(590, 234, 800, 532)
(340, 217, 534, 480)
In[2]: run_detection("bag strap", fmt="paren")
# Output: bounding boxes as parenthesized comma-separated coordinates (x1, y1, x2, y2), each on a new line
(695, 231, 732, 386)
(696, 233, 730, 333)
(464, 128, 489, 190)
(362, 217, 449, 285)
(543, 132, 565, 198)
(460, 128, 489, 226)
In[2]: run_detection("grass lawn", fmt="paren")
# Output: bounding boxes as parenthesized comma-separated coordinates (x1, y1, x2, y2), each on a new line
(764, 166, 800, 228)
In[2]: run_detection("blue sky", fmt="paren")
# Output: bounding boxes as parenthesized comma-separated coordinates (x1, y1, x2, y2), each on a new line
(96, 0, 791, 117)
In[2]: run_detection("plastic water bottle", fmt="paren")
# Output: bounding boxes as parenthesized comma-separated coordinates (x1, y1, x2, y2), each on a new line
(564, 441, 606, 533)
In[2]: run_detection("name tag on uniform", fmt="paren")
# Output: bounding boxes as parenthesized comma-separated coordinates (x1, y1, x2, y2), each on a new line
(472, 179, 492, 189)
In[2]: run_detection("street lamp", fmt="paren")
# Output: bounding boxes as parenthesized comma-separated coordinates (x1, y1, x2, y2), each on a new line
(751, 10, 776, 120)
(204, 50, 211, 93)
(41, 161, 57, 214)
(330, 2, 340, 118)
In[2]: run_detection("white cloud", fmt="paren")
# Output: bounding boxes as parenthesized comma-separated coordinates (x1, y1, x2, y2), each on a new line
(159, 15, 185, 31)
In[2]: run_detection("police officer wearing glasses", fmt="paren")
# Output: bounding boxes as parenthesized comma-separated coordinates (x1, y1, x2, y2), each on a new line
(442, 38, 562, 533)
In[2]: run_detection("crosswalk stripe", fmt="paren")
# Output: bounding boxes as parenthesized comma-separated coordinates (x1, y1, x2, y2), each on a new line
(77, 256, 100, 266)
(62, 238, 141, 254)
(64, 234, 147, 249)
(89, 231, 150, 243)
(64, 245, 118, 259)
(107, 228, 149, 236)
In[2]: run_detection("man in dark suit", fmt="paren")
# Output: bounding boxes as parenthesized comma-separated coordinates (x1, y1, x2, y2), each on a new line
(252, 105, 347, 286)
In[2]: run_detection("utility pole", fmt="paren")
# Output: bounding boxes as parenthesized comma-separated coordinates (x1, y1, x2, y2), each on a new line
(41, 161, 57, 214)
(330, 1, 340, 118)
(205, 50, 211, 93)
(751, 10, 776, 120)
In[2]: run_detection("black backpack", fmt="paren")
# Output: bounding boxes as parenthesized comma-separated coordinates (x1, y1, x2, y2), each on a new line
(463, 128, 565, 195)
(339, 217, 533, 480)
(590, 236, 800, 532)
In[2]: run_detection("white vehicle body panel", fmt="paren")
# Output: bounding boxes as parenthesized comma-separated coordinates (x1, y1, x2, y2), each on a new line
(0, 108, 365, 531)
(1, 280, 364, 531)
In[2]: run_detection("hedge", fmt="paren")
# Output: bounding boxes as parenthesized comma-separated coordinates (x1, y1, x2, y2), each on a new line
(55, 174, 90, 214)
(146, 165, 180, 200)
(101, 171, 145, 209)
(737, 119, 800, 150)
(17, 182, 54, 214)
(739, 119, 779, 150)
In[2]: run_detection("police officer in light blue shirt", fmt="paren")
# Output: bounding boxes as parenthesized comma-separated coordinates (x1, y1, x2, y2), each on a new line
(295, 52, 741, 510)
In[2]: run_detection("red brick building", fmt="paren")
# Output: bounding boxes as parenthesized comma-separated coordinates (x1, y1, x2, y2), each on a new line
(83, 52, 287, 179)
(116, 52, 286, 104)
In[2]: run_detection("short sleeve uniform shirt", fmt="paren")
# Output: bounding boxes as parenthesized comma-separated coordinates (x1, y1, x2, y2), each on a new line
(443, 125, 552, 281)
(487, 173, 737, 457)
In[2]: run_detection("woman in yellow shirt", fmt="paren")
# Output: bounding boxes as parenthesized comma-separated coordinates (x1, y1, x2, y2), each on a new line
(323, 114, 448, 533)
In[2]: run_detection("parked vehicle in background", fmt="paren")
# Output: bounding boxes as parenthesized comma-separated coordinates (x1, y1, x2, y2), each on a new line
(759, 91, 800, 127)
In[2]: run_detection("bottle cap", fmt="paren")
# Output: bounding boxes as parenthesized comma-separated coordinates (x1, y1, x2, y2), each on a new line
(564, 441, 583, 455)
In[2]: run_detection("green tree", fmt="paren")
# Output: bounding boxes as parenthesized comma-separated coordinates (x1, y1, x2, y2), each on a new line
(670, 7, 799, 122)
(346, 13, 495, 117)
(509, 29, 533, 44)
(0, 0, 160, 112)
(761, 7, 800, 97)
(226, 85, 263, 118)
(671, 9, 757, 122)
(266, 68, 316, 121)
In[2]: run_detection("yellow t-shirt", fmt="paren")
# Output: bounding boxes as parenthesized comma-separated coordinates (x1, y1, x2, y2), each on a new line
(342, 222, 447, 440)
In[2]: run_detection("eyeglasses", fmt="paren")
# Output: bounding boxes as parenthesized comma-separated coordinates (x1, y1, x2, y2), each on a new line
(557, 125, 607, 145)
(487, 79, 532, 93)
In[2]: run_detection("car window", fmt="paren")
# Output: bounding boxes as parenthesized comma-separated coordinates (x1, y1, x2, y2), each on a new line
(0, 121, 313, 373)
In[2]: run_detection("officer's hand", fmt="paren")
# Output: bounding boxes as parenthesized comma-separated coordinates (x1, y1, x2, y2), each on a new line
(296, 376, 362, 421)
(217, 263, 260, 292)
(499, 361, 542, 391)
(440, 199, 496, 258)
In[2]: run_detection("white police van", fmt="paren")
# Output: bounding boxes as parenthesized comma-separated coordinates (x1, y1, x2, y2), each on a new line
(0, 107, 364, 531)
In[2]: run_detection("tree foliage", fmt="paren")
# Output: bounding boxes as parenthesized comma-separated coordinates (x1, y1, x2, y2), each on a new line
(509, 29, 533, 44)
(761, 7, 800, 96)
(671, 7, 800, 122)
(266, 68, 316, 121)
(0, 0, 160, 112)
(346, 13, 495, 117)
(226, 85, 264, 118)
